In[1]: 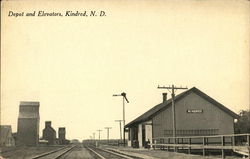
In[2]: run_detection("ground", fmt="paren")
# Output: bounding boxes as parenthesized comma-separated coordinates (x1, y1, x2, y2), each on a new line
(62, 146, 93, 159)
(0, 146, 63, 159)
(0, 145, 245, 159)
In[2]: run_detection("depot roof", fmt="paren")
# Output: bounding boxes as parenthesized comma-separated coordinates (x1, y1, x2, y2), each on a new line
(125, 87, 239, 128)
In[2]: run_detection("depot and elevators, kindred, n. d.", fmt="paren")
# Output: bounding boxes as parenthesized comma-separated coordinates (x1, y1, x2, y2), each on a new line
(8, 10, 106, 17)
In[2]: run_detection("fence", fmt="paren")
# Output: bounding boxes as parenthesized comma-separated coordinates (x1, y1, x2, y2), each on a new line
(83, 139, 127, 147)
(151, 133, 250, 159)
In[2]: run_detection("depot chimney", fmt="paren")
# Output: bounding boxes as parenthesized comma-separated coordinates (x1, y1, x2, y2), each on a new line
(162, 93, 167, 102)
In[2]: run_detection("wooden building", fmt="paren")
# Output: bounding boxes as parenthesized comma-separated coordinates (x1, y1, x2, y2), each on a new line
(17, 101, 40, 146)
(0, 125, 15, 147)
(125, 87, 238, 148)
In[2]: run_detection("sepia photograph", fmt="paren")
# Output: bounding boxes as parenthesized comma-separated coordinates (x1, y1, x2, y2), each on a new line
(1, 0, 249, 158)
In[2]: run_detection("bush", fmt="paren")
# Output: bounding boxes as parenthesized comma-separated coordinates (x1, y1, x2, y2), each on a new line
(234, 110, 250, 134)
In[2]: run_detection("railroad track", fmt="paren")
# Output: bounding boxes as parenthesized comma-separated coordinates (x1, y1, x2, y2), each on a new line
(31, 145, 76, 159)
(0, 147, 20, 155)
(85, 145, 140, 159)
(1, 149, 17, 159)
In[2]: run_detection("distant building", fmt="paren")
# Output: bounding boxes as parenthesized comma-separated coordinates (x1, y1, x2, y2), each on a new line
(58, 127, 65, 144)
(58, 127, 69, 144)
(125, 87, 239, 148)
(42, 121, 56, 145)
(0, 125, 15, 146)
(17, 101, 40, 146)
(39, 139, 49, 145)
(70, 139, 80, 144)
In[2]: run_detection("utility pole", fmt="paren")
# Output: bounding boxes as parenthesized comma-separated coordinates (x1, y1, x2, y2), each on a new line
(105, 127, 112, 143)
(90, 135, 93, 145)
(96, 129, 102, 147)
(97, 130, 102, 141)
(157, 84, 188, 151)
(93, 132, 95, 140)
(113, 92, 129, 147)
(115, 120, 123, 140)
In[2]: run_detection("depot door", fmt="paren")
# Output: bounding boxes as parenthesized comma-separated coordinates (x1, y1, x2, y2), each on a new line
(142, 125, 146, 147)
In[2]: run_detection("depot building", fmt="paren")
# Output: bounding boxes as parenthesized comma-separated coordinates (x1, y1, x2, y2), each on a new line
(125, 87, 238, 148)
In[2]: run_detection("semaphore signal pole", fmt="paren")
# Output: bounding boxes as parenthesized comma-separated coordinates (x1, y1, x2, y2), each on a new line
(113, 92, 129, 147)
(157, 84, 188, 151)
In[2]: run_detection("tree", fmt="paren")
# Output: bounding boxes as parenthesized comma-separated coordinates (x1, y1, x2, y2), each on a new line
(234, 109, 250, 134)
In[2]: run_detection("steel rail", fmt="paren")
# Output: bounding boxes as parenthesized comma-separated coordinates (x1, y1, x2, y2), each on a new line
(86, 146, 133, 159)
(86, 146, 105, 159)
(31, 145, 76, 159)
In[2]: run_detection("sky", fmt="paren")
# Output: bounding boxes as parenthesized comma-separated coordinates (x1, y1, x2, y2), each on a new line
(1, 0, 249, 141)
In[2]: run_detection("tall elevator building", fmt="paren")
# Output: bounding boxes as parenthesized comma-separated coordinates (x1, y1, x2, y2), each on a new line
(17, 101, 40, 146)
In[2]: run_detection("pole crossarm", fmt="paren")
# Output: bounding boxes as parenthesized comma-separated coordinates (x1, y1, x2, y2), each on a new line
(104, 127, 112, 143)
(104, 127, 112, 129)
(115, 120, 123, 122)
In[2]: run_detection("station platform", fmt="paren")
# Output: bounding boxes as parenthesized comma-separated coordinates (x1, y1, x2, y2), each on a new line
(100, 145, 242, 159)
